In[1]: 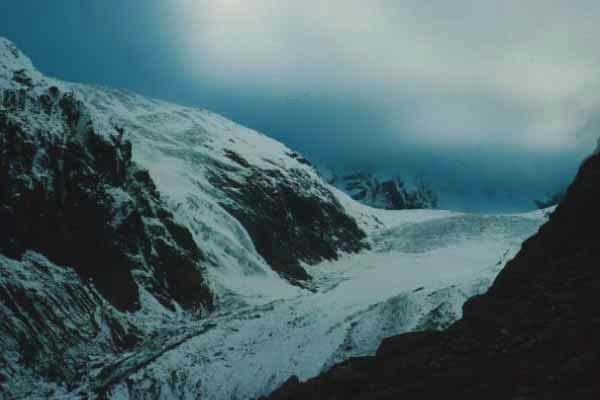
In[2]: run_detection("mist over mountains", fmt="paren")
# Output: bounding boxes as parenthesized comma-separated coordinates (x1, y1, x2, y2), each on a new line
(2, 2, 600, 399)
(2, 1, 599, 212)
(1, 15, 600, 398)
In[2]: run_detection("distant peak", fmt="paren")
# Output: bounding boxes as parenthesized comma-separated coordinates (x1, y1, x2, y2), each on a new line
(0, 36, 38, 82)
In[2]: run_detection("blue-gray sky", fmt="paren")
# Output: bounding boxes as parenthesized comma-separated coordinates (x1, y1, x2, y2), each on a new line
(2, 1, 599, 211)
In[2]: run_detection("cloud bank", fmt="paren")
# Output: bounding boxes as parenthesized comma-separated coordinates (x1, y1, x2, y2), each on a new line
(175, 0, 600, 148)
(166, 0, 600, 210)
(3, 0, 600, 210)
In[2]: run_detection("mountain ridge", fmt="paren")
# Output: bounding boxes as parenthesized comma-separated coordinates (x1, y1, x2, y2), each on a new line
(322, 169, 438, 210)
(0, 37, 582, 399)
(0, 36, 369, 398)
(265, 151, 600, 399)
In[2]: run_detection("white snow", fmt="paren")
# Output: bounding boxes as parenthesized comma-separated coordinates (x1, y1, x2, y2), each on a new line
(0, 36, 552, 399)
(68, 83, 335, 308)
(98, 208, 546, 400)
(0, 37, 40, 83)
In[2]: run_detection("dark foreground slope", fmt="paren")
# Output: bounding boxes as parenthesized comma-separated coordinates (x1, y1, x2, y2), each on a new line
(267, 152, 600, 399)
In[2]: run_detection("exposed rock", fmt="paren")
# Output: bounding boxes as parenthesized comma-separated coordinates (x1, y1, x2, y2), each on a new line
(0, 49, 218, 397)
(267, 152, 600, 399)
(0, 82, 212, 312)
(0, 37, 373, 397)
(0, 252, 141, 397)
(212, 167, 368, 281)
(72, 80, 370, 286)
(326, 171, 438, 210)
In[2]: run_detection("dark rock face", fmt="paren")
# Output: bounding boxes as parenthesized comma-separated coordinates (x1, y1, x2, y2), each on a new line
(328, 172, 438, 210)
(0, 85, 212, 312)
(0, 38, 373, 397)
(266, 153, 600, 399)
(0, 252, 142, 393)
(212, 161, 368, 282)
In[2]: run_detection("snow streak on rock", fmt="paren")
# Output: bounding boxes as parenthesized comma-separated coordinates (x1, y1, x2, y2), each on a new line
(0, 36, 549, 399)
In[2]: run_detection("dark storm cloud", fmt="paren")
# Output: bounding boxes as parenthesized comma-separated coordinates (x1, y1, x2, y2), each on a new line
(2, 0, 599, 210)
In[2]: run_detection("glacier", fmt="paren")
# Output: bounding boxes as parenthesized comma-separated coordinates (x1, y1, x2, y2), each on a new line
(0, 36, 547, 399)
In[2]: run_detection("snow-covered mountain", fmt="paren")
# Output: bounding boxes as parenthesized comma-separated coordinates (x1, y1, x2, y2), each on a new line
(321, 169, 438, 210)
(319, 164, 560, 214)
(266, 146, 600, 400)
(0, 37, 549, 399)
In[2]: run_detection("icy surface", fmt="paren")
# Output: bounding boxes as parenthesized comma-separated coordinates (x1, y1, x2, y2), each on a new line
(0, 36, 549, 399)
(96, 207, 545, 400)
(71, 83, 346, 305)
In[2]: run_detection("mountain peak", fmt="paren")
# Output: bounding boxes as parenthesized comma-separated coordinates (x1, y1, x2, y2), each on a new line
(0, 37, 36, 77)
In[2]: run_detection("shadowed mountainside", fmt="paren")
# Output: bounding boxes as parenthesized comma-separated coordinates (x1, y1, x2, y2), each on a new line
(0, 37, 369, 397)
(266, 151, 600, 399)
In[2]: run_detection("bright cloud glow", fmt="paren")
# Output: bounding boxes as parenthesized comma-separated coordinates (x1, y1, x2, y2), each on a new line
(174, 0, 600, 153)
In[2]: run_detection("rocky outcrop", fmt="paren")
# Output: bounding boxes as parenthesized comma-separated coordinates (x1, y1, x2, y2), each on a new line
(266, 152, 600, 399)
(327, 171, 438, 210)
(212, 160, 368, 282)
(0, 252, 141, 398)
(0, 78, 212, 312)
(74, 82, 370, 285)
(0, 37, 373, 397)
(0, 48, 217, 397)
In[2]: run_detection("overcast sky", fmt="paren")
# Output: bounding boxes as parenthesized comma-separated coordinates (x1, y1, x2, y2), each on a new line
(2, 1, 599, 211)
